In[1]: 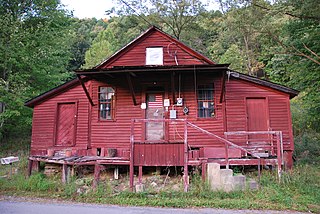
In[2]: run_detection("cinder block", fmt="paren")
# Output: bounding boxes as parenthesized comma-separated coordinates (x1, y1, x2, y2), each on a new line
(247, 179, 259, 190)
(135, 184, 145, 192)
(220, 169, 234, 192)
(233, 175, 246, 191)
(207, 163, 221, 191)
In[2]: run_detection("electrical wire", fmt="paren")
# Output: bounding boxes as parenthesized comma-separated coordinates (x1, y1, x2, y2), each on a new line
(119, 0, 153, 26)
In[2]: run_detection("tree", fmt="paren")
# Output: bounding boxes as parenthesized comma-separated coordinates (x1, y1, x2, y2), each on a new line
(83, 15, 149, 68)
(0, 0, 74, 141)
(68, 18, 108, 71)
(115, 0, 207, 39)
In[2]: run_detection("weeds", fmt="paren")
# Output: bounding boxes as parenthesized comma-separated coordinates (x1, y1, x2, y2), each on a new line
(0, 139, 319, 212)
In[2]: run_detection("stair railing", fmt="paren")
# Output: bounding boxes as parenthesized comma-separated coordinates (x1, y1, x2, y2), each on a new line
(224, 131, 283, 180)
(186, 121, 263, 182)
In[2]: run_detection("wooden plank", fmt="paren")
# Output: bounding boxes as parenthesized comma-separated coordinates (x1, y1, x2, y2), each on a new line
(203, 147, 242, 159)
(62, 163, 69, 184)
(126, 73, 137, 106)
(27, 159, 33, 177)
(77, 75, 94, 106)
(93, 164, 101, 189)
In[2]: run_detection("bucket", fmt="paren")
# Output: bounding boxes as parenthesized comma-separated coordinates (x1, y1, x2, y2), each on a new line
(47, 149, 54, 157)
(65, 149, 72, 157)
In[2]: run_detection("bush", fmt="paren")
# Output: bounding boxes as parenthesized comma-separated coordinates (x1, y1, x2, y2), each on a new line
(294, 132, 320, 165)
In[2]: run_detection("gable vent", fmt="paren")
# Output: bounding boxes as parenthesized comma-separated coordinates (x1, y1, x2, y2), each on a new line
(146, 47, 163, 65)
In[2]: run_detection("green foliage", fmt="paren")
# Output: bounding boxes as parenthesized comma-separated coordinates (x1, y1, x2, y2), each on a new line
(83, 15, 149, 68)
(1, 165, 319, 212)
(68, 18, 108, 71)
(0, 0, 75, 141)
(0, 135, 318, 211)
(219, 44, 247, 72)
(83, 25, 119, 68)
(294, 132, 320, 165)
(16, 173, 58, 192)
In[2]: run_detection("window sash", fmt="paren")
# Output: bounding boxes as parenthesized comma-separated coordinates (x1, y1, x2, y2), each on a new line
(99, 87, 115, 120)
(197, 84, 214, 118)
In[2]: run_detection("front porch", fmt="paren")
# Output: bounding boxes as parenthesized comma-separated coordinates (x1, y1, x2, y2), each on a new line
(28, 119, 283, 192)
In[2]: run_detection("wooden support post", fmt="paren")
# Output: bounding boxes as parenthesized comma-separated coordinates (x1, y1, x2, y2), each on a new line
(138, 165, 143, 184)
(171, 71, 175, 102)
(93, 164, 101, 189)
(114, 166, 119, 180)
(225, 143, 229, 169)
(219, 71, 226, 103)
(258, 158, 261, 184)
(62, 163, 70, 184)
(27, 159, 33, 177)
(71, 165, 75, 177)
(77, 75, 94, 106)
(184, 120, 189, 192)
(129, 119, 135, 191)
(126, 73, 137, 106)
(33, 161, 40, 172)
(201, 159, 207, 181)
(276, 133, 282, 181)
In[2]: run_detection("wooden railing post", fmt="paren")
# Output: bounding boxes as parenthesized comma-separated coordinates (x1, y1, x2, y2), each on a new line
(225, 142, 229, 169)
(129, 119, 135, 191)
(184, 120, 189, 192)
(276, 132, 282, 181)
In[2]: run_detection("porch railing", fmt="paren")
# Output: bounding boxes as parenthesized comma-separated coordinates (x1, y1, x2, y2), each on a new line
(129, 119, 283, 192)
(224, 131, 283, 179)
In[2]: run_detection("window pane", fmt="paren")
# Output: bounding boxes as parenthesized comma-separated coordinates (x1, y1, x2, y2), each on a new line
(197, 84, 214, 118)
(99, 87, 115, 120)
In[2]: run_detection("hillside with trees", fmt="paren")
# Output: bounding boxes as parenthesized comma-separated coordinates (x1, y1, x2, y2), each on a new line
(0, 0, 319, 164)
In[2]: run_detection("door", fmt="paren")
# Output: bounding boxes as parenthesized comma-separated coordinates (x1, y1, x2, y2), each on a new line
(146, 93, 164, 141)
(246, 98, 268, 142)
(55, 102, 77, 146)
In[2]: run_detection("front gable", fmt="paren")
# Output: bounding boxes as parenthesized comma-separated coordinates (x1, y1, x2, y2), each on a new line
(96, 26, 215, 69)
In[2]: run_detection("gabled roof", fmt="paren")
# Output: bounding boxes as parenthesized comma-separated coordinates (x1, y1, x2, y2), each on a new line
(25, 78, 81, 107)
(25, 26, 298, 108)
(95, 26, 215, 68)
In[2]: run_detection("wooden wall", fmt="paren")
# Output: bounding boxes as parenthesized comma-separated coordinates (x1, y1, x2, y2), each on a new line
(30, 73, 294, 161)
(225, 78, 294, 151)
(101, 31, 207, 68)
(30, 82, 91, 155)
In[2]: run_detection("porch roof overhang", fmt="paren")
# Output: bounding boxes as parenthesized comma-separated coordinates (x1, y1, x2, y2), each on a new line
(75, 64, 230, 106)
(25, 64, 299, 108)
(74, 64, 230, 76)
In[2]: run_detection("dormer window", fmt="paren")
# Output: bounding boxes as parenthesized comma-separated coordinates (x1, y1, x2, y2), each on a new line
(146, 47, 163, 65)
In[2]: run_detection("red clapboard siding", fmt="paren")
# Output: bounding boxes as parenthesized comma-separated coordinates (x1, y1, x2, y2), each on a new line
(225, 79, 293, 150)
(31, 82, 90, 153)
(134, 144, 184, 166)
(88, 73, 226, 154)
(28, 25, 295, 166)
(103, 31, 206, 68)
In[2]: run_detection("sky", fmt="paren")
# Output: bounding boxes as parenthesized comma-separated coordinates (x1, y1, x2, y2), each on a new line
(60, 0, 220, 19)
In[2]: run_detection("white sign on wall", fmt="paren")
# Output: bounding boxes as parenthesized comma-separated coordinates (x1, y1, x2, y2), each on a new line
(146, 47, 163, 65)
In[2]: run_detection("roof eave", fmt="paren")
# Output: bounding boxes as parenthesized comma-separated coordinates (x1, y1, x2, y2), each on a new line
(25, 78, 83, 108)
(229, 71, 299, 99)
(94, 26, 215, 69)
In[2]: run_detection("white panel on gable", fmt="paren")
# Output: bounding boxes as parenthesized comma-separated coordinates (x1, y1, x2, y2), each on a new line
(146, 47, 163, 65)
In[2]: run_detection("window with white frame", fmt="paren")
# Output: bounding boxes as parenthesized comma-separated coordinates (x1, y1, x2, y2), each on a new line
(98, 87, 115, 120)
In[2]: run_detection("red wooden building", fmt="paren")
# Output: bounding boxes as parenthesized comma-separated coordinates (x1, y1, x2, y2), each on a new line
(25, 26, 298, 189)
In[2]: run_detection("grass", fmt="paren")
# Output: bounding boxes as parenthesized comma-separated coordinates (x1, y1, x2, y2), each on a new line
(0, 139, 319, 212)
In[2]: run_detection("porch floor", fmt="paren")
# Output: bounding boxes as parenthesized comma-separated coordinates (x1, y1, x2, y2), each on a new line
(29, 155, 130, 166)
